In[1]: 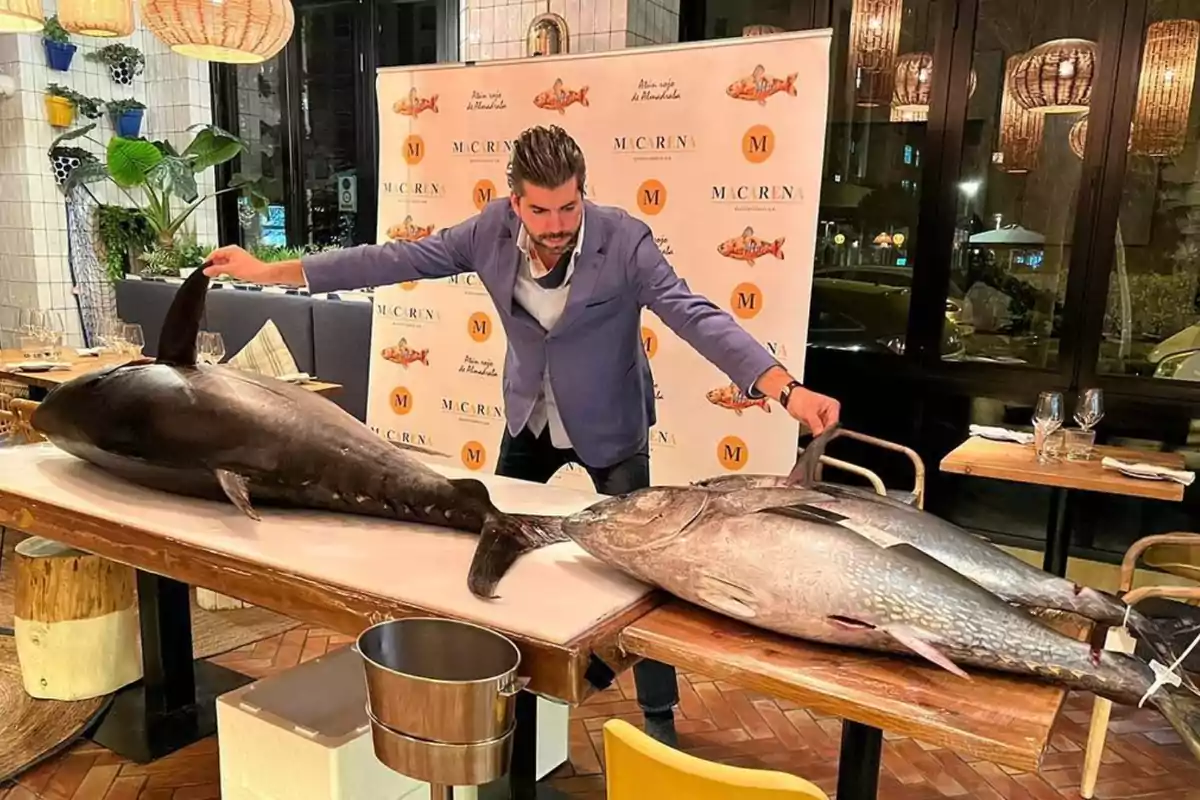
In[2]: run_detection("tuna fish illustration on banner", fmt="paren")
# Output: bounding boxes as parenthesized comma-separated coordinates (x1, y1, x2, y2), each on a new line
(533, 78, 590, 114)
(393, 87, 439, 116)
(717, 226, 786, 266)
(387, 216, 435, 241)
(380, 338, 430, 368)
(726, 65, 798, 105)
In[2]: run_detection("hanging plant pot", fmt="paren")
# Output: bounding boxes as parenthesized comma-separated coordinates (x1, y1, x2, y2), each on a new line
(113, 107, 144, 137)
(109, 57, 138, 86)
(48, 147, 93, 188)
(45, 95, 75, 128)
(43, 38, 76, 71)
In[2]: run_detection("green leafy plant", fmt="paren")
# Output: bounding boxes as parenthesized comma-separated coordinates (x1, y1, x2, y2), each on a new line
(95, 204, 155, 282)
(42, 15, 69, 43)
(46, 83, 103, 118)
(105, 98, 145, 115)
(61, 121, 270, 252)
(86, 43, 144, 74)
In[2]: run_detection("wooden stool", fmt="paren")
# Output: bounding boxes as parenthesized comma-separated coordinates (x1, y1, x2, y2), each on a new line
(13, 536, 142, 700)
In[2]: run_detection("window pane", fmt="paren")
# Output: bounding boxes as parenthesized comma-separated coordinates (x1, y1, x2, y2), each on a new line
(700, 0, 817, 38)
(812, 0, 944, 359)
(299, 2, 362, 248)
(235, 58, 288, 252)
(378, 0, 441, 67)
(1098, 5, 1200, 381)
(946, 0, 1102, 368)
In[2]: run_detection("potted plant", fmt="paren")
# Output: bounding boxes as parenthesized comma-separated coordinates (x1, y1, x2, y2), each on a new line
(61, 122, 270, 257)
(106, 98, 145, 137)
(86, 44, 144, 86)
(46, 127, 99, 189)
(42, 16, 76, 71)
(44, 83, 75, 127)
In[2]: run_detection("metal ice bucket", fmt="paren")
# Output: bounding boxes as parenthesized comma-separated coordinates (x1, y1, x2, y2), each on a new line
(356, 616, 529, 746)
(366, 704, 515, 786)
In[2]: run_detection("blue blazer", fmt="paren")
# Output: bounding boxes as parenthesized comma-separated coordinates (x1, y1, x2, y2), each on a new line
(302, 199, 780, 468)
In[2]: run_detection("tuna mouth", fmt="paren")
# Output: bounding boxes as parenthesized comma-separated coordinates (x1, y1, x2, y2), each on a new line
(567, 494, 710, 554)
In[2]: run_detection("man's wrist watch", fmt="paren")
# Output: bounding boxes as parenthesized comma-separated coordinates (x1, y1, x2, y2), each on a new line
(779, 380, 803, 408)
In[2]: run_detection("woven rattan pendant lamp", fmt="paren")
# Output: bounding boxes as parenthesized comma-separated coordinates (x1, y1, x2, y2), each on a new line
(59, 0, 134, 37)
(140, 0, 295, 63)
(1009, 38, 1097, 113)
(0, 0, 43, 33)
(849, 0, 903, 107)
(1130, 19, 1200, 158)
(890, 51, 978, 122)
(996, 53, 1045, 172)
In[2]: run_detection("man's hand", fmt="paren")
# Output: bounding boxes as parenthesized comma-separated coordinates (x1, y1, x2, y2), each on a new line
(202, 245, 305, 286)
(784, 385, 840, 436)
(753, 366, 841, 435)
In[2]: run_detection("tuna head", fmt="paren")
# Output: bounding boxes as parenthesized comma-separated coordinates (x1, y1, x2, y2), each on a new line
(561, 487, 711, 558)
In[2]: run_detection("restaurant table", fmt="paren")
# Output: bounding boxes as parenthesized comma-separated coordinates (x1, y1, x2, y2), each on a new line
(940, 436, 1187, 576)
(620, 601, 1085, 800)
(0, 351, 342, 400)
(0, 444, 652, 798)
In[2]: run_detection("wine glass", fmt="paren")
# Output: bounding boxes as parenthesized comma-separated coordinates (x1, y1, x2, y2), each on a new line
(1033, 391, 1064, 464)
(1075, 388, 1104, 431)
(122, 324, 144, 357)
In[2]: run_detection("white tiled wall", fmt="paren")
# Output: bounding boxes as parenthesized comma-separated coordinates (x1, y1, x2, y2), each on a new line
(0, 0, 217, 348)
(460, 0, 679, 61)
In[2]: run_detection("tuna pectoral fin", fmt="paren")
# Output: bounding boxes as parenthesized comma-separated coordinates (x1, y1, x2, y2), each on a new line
(215, 469, 259, 521)
(1126, 610, 1200, 695)
(885, 624, 971, 680)
(695, 572, 759, 620)
(829, 615, 970, 680)
(467, 513, 569, 600)
(1151, 683, 1200, 763)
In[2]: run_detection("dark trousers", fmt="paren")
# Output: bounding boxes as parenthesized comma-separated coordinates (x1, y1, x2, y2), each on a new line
(496, 425, 679, 718)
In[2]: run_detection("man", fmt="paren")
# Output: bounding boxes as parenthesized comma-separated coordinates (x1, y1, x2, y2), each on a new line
(203, 124, 841, 747)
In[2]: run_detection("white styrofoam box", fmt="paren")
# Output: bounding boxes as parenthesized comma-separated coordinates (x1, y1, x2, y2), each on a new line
(216, 645, 570, 800)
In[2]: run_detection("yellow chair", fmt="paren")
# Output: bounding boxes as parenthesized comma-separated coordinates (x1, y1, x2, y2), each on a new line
(602, 719, 829, 800)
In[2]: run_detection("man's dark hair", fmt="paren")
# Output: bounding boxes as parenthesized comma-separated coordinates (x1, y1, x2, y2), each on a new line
(507, 125, 587, 196)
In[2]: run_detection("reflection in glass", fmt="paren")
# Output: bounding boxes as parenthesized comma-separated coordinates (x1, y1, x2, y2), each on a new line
(1099, 8, 1200, 380)
(810, 0, 964, 358)
(944, 0, 1101, 368)
(299, 3, 361, 248)
(235, 56, 287, 251)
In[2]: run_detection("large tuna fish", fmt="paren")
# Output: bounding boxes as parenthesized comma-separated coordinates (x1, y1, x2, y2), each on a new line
(692, 424, 1200, 690)
(29, 267, 561, 550)
(558, 483, 1200, 763)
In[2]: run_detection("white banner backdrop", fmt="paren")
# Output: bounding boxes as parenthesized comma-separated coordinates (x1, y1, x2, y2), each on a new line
(364, 30, 831, 490)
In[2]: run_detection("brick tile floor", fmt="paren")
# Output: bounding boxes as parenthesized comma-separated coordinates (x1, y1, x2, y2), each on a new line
(3, 624, 1200, 799)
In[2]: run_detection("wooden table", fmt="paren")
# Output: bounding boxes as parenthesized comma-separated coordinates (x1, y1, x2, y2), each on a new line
(621, 601, 1084, 800)
(940, 437, 1188, 575)
(0, 351, 342, 398)
(0, 445, 653, 799)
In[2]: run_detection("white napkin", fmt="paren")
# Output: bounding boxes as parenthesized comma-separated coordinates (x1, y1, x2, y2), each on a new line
(969, 424, 1035, 445)
(277, 371, 312, 383)
(1101, 457, 1196, 486)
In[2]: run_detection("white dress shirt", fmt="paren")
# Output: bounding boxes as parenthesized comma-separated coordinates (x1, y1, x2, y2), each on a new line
(512, 213, 586, 449)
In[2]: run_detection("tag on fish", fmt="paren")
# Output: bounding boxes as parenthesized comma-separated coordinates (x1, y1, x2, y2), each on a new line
(1105, 626, 1138, 655)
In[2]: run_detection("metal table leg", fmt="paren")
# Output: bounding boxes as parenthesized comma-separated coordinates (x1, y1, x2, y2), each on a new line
(836, 720, 882, 800)
(1043, 487, 1072, 577)
(86, 571, 253, 762)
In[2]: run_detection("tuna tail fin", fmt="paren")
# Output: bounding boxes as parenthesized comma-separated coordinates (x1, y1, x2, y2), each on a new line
(467, 513, 569, 599)
(1126, 610, 1200, 694)
(1151, 682, 1200, 763)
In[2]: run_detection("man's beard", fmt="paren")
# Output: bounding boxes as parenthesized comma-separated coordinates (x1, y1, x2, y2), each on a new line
(532, 229, 578, 254)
